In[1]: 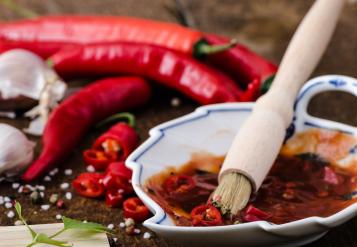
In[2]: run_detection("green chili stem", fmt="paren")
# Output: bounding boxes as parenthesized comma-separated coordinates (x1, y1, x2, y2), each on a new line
(194, 39, 238, 58)
(0, 0, 38, 18)
(260, 74, 276, 94)
(96, 112, 136, 128)
(46, 59, 54, 68)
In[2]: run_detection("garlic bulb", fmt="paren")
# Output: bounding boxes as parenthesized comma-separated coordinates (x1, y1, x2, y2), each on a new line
(0, 49, 67, 136)
(0, 49, 65, 101)
(0, 123, 35, 176)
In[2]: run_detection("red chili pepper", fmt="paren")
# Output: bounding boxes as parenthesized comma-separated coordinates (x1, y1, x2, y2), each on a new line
(72, 173, 105, 198)
(105, 189, 125, 208)
(105, 162, 132, 181)
(164, 175, 196, 195)
(123, 197, 150, 222)
(0, 15, 225, 59)
(203, 34, 277, 88)
(242, 205, 271, 222)
(102, 162, 134, 195)
(92, 122, 139, 162)
(22, 76, 150, 181)
(50, 43, 241, 104)
(190, 205, 223, 226)
(83, 149, 117, 170)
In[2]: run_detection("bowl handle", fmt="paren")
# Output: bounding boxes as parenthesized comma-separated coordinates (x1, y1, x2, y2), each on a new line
(293, 75, 357, 134)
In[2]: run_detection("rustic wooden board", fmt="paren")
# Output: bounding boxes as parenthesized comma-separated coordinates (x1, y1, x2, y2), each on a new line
(0, 1, 356, 247)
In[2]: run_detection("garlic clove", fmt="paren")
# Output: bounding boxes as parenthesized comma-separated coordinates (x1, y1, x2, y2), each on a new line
(0, 124, 35, 176)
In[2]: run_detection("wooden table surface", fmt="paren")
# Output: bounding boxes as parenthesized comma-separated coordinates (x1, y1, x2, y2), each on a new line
(0, 1, 356, 246)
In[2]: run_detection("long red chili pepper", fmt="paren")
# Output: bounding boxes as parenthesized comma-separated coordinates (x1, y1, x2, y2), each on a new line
(49, 43, 242, 104)
(0, 17, 276, 86)
(203, 34, 278, 89)
(22, 76, 150, 181)
(0, 15, 232, 59)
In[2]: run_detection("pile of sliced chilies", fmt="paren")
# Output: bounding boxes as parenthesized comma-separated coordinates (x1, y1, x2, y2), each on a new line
(72, 113, 150, 222)
(0, 16, 278, 222)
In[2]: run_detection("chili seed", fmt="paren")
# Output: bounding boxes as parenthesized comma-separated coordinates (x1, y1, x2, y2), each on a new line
(119, 222, 125, 228)
(43, 176, 52, 182)
(12, 183, 20, 189)
(56, 214, 62, 220)
(41, 204, 50, 211)
(7, 211, 15, 218)
(49, 168, 59, 176)
(49, 194, 59, 204)
(170, 97, 181, 107)
(64, 169, 73, 176)
(0, 196, 4, 205)
(5, 202, 12, 209)
(86, 165, 96, 173)
(107, 224, 114, 230)
(60, 183, 70, 190)
(133, 228, 141, 234)
(30, 191, 42, 204)
(124, 218, 135, 227)
(36, 185, 46, 191)
(14, 220, 23, 226)
(143, 232, 152, 239)
(65, 192, 72, 200)
(4, 197, 11, 202)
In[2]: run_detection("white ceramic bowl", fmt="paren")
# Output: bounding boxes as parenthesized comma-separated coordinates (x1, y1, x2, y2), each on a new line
(126, 75, 357, 247)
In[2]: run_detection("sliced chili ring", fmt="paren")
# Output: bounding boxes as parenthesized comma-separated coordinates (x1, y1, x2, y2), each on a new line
(72, 173, 104, 198)
(105, 162, 132, 180)
(123, 197, 150, 222)
(83, 149, 117, 170)
(163, 175, 196, 194)
(191, 204, 223, 226)
(105, 189, 125, 208)
(242, 205, 271, 222)
(102, 172, 133, 195)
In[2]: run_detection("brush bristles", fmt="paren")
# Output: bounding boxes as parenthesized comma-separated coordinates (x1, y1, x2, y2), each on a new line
(211, 173, 252, 216)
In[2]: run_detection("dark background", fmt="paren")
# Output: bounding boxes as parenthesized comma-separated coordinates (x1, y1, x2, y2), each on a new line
(0, 1, 356, 246)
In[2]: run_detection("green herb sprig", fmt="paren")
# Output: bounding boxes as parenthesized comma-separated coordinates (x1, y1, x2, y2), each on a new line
(15, 202, 113, 247)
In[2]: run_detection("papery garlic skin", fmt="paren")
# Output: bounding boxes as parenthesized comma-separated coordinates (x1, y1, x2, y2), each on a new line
(0, 124, 35, 176)
(0, 49, 66, 101)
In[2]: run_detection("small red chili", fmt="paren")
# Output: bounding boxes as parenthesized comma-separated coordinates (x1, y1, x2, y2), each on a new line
(190, 205, 223, 226)
(163, 175, 196, 195)
(83, 149, 117, 170)
(102, 171, 133, 195)
(105, 162, 132, 180)
(105, 189, 124, 208)
(242, 205, 271, 222)
(72, 173, 105, 198)
(123, 197, 150, 222)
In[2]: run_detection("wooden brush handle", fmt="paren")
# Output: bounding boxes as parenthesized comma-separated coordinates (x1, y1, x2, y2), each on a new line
(219, 0, 346, 190)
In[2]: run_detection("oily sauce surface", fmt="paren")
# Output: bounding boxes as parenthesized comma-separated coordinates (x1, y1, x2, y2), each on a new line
(145, 130, 357, 226)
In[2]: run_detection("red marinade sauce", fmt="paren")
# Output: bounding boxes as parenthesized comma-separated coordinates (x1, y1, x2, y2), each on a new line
(145, 152, 357, 226)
